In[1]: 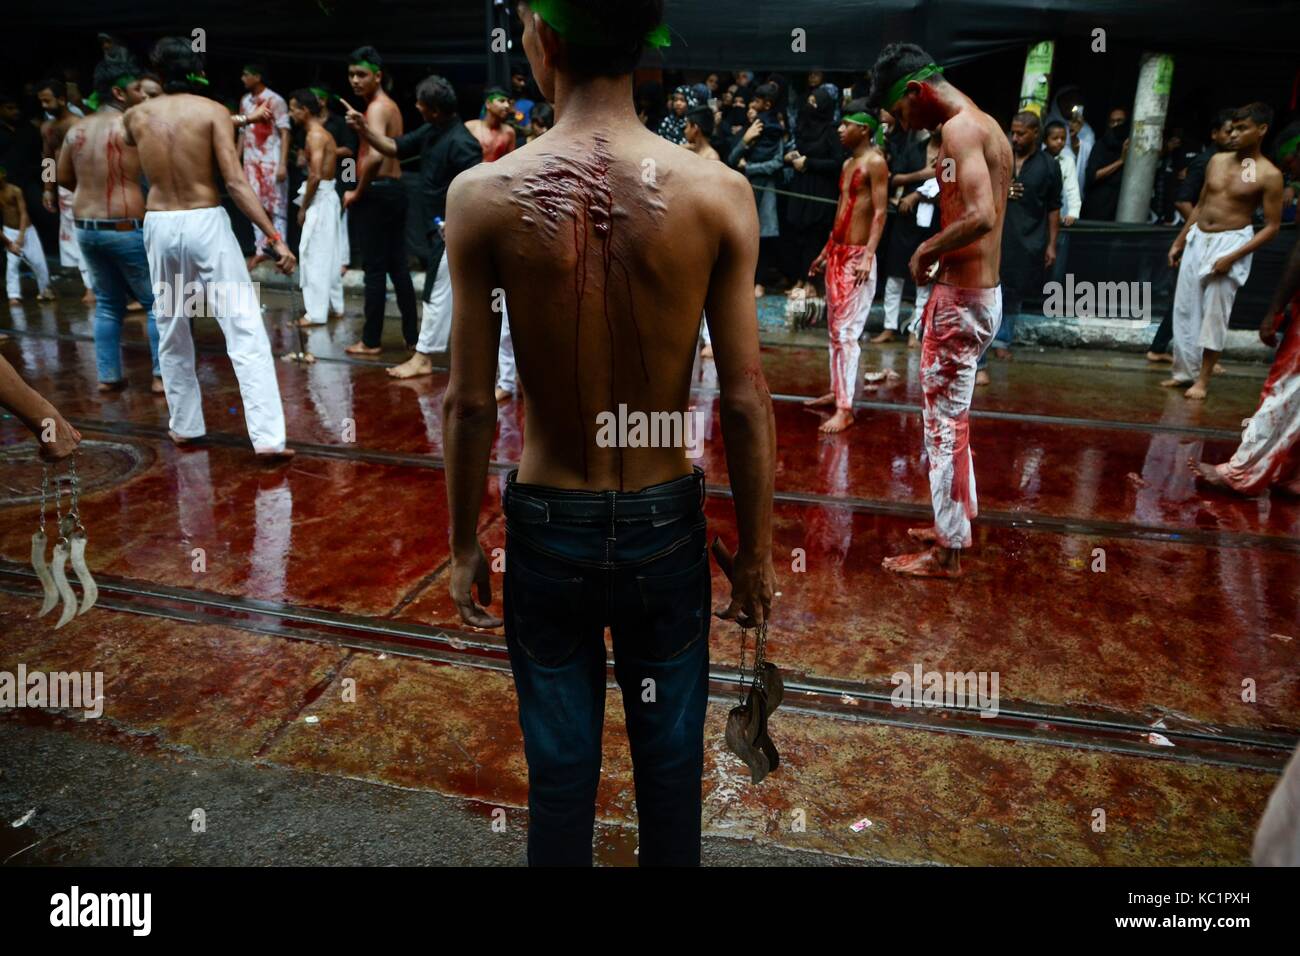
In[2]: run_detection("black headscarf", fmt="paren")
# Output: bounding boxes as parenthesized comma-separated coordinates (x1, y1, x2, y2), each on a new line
(796, 87, 835, 155)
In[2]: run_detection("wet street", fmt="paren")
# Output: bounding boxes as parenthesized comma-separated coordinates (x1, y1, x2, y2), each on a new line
(1, 287, 1296, 866)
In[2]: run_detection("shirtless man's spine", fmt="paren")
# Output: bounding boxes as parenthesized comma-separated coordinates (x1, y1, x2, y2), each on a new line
(121, 37, 296, 460)
(870, 43, 1011, 578)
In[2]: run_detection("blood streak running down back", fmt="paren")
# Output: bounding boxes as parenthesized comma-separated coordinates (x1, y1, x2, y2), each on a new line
(509, 132, 667, 485)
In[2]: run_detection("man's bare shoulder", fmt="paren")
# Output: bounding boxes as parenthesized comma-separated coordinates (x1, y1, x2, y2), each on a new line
(864, 148, 890, 177)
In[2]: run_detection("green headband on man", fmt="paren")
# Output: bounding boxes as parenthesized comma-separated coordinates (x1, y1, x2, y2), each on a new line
(844, 111, 884, 146)
(1278, 131, 1300, 161)
(883, 63, 944, 110)
(85, 76, 136, 112)
(527, 0, 671, 49)
(350, 59, 382, 75)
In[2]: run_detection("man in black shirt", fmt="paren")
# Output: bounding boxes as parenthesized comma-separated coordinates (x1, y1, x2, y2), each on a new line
(346, 75, 482, 378)
(981, 111, 1060, 376)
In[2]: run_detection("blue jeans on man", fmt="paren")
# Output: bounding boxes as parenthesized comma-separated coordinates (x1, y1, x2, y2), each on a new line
(502, 467, 711, 866)
(75, 222, 161, 385)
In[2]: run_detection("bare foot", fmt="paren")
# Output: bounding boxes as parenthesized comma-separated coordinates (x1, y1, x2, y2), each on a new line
(1184, 382, 1208, 401)
(296, 314, 321, 328)
(36, 290, 56, 302)
(819, 408, 855, 434)
(247, 253, 268, 271)
(387, 352, 433, 379)
(907, 332, 920, 349)
(882, 547, 963, 578)
(97, 380, 127, 393)
(1146, 351, 1173, 363)
(8, 298, 21, 305)
(152, 377, 165, 394)
(754, 284, 765, 298)
(345, 341, 383, 355)
(975, 369, 991, 387)
(804, 392, 836, 409)
(906, 526, 939, 544)
(495, 386, 515, 402)
(870, 329, 896, 344)
(168, 430, 201, 447)
(255, 447, 297, 464)
(1213, 364, 1226, 376)
(700, 344, 714, 359)
(81, 290, 95, 305)
(994, 347, 1012, 361)
(1160, 377, 1191, 389)
(1189, 459, 1232, 490)
(127, 300, 145, 312)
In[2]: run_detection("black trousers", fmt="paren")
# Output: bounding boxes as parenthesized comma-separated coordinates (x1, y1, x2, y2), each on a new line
(354, 179, 418, 347)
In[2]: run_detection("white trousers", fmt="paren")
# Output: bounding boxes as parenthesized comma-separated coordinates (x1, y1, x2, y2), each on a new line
(496, 307, 516, 394)
(298, 184, 343, 324)
(338, 208, 350, 272)
(416, 251, 453, 354)
(57, 185, 94, 291)
(1170, 224, 1255, 382)
(4, 225, 51, 298)
(143, 206, 287, 452)
(883, 275, 930, 333)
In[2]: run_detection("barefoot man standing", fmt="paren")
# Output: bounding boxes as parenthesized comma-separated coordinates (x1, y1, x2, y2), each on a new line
(1164, 102, 1283, 401)
(804, 99, 889, 434)
(56, 56, 164, 394)
(871, 43, 1011, 579)
(443, 0, 776, 865)
(1192, 236, 1300, 496)
(288, 89, 341, 328)
(122, 38, 296, 460)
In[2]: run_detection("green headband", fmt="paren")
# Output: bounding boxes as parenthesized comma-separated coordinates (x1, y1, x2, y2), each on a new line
(844, 111, 884, 146)
(486, 92, 510, 103)
(527, 0, 671, 49)
(350, 60, 381, 75)
(309, 86, 329, 101)
(242, 65, 263, 77)
(883, 63, 944, 110)
(186, 73, 210, 87)
(1278, 132, 1300, 160)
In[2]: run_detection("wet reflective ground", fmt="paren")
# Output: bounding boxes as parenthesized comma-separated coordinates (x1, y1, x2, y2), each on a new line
(1, 289, 1295, 865)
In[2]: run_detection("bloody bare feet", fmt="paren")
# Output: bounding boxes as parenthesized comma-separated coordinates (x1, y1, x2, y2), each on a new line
(882, 546, 963, 578)
(255, 447, 297, 464)
(907, 331, 920, 349)
(387, 351, 433, 379)
(906, 526, 939, 544)
(870, 329, 896, 344)
(1184, 382, 1208, 401)
(819, 408, 855, 434)
(168, 430, 200, 446)
(1189, 459, 1232, 490)
(804, 392, 836, 408)
(345, 341, 382, 355)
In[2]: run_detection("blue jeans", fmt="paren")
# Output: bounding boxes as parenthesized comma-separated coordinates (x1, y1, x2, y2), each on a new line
(503, 467, 711, 866)
(76, 225, 161, 382)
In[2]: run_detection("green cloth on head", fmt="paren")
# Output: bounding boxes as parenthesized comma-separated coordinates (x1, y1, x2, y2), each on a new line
(309, 87, 329, 101)
(843, 111, 884, 146)
(85, 93, 101, 111)
(186, 73, 210, 87)
(527, 0, 671, 49)
(883, 63, 944, 110)
(1278, 131, 1300, 160)
(350, 60, 381, 75)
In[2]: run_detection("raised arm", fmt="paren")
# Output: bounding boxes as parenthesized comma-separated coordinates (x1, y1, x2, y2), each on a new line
(442, 171, 504, 629)
(343, 100, 398, 158)
(703, 168, 776, 627)
(211, 107, 295, 273)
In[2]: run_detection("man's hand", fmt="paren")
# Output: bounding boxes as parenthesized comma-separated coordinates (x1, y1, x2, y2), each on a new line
(450, 543, 503, 629)
(296, 207, 305, 227)
(809, 252, 827, 276)
(42, 189, 56, 213)
(1044, 243, 1057, 270)
(276, 164, 287, 184)
(342, 99, 366, 132)
(37, 411, 80, 462)
(248, 104, 272, 125)
(898, 192, 920, 215)
(742, 119, 763, 146)
(271, 240, 296, 274)
(716, 549, 775, 630)
(1120, 138, 1130, 161)
(853, 254, 875, 286)
(4, 238, 20, 256)
(1259, 312, 1279, 347)
(910, 244, 938, 285)
(1062, 215, 1076, 227)
(1211, 255, 1234, 277)
(342, 189, 359, 210)
(1168, 237, 1185, 268)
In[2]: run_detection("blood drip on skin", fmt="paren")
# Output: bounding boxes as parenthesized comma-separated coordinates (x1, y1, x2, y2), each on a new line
(512, 133, 662, 487)
(830, 167, 862, 245)
(105, 132, 127, 217)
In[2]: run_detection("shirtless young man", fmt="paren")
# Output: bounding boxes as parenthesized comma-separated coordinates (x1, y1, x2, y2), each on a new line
(341, 48, 419, 355)
(122, 37, 296, 460)
(288, 90, 341, 328)
(1164, 102, 1283, 401)
(804, 100, 889, 434)
(1191, 236, 1300, 496)
(443, 0, 775, 866)
(56, 56, 163, 394)
(465, 89, 517, 163)
(1, 164, 54, 303)
(870, 43, 1011, 579)
(38, 78, 93, 302)
(684, 105, 719, 161)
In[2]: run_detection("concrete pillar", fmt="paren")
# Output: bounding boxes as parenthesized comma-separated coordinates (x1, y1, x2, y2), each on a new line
(1018, 41, 1055, 117)
(1117, 52, 1175, 223)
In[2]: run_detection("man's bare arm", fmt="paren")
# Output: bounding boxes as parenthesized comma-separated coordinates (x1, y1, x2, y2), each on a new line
(442, 172, 503, 628)
(704, 169, 776, 626)
(211, 108, 296, 272)
(0, 354, 80, 459)
(343, 100, 398, 157)
(302, 136, 322, 211)
(56, 132, 77, 192)
(864, 153, 889, 258)
(352, 102, 391, 197)
(916, 120, 997, 262)
(15, 189, 30, 233)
